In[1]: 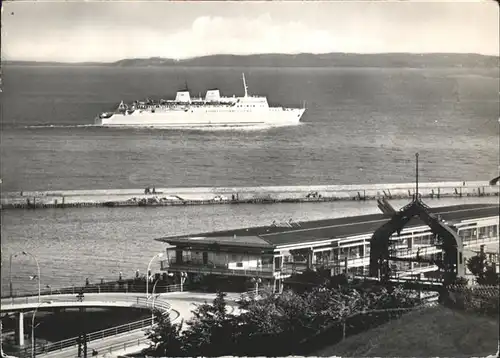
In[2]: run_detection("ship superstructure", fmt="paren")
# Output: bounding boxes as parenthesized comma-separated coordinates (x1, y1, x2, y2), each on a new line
(97, 74, 305, 128)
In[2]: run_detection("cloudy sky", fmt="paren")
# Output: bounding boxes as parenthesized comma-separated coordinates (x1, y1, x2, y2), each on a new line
(2, 1, 498, 63)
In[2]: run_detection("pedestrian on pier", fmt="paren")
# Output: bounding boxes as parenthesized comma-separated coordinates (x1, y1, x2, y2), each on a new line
(76, 289, 85, 302)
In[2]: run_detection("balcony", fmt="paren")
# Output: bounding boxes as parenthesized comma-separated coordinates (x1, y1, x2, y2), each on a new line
(160, 259, 275, 278)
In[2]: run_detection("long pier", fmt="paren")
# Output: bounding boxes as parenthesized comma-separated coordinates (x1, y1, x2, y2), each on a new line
(1, 181, 498, 210)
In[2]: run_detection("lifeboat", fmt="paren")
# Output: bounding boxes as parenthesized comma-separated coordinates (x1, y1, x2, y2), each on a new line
(99, 112, 113, 119)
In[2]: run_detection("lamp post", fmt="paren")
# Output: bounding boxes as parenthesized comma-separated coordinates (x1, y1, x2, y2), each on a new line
(9, 251, 41, 302)
(250, 277, 262, 296)
(149, 279, 160, 327)
(31, 301, 52, 358)
(180, 272, 187, 292)
(146, 253, 164, 299)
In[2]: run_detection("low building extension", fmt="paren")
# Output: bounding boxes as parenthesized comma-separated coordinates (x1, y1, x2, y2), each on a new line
(155, 203, 499, 292)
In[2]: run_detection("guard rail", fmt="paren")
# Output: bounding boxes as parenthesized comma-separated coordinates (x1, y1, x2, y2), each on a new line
(12, 296, 171, 357)
(2, 283, 186, 299)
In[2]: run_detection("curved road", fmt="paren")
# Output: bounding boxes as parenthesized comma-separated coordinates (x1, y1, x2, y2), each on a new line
(0, 293, 169, 313)
(3, 292, 243, 358)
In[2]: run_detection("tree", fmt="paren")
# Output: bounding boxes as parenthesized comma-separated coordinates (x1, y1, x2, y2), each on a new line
(467, 252, 499, 285)
(144, 285, 422, 357)
(144, 309, 184, 357)
(234, 290, 299, 356)
(182, 291, 237, 357)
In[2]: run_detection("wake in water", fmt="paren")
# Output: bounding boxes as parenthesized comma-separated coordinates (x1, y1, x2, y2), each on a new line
(24, 124, 100, 129)
(25, 122, 304, 132)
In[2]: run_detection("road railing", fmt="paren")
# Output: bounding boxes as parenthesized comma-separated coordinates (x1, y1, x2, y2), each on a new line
(14, 296, 171, 357)
(2, 283, 186, 300)
(94, 337, 151, 357)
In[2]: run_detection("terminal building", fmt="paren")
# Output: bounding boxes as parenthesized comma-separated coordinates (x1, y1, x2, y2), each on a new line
(156, 203, 499, 292)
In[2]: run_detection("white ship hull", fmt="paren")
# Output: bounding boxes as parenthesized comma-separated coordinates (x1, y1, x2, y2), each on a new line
(99, 108, 305, 128)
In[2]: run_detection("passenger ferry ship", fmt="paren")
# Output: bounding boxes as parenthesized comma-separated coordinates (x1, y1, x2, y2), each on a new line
(96, 74, 306, 128)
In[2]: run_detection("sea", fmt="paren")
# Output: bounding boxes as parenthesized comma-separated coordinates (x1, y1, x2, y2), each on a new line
(1, 65, 499, 294)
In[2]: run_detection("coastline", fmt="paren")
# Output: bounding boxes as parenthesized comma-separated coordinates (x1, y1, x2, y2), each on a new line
(1, 181, 498, 210)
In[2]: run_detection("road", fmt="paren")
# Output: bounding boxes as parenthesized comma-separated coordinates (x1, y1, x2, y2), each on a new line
(37, 292, 244, 357)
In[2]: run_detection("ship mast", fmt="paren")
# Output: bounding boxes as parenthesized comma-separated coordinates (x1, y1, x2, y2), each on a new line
(242, 73, 249, 97)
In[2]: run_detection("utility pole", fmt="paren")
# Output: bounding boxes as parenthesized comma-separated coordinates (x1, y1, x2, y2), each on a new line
(77, 333, 88, 358)
(77, 335, 82, 357)
(83, 334, 88, 358)
(77, 306, 88, 358)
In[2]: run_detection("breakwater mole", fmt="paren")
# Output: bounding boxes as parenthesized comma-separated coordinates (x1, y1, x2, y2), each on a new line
(1, 181, 498, 210)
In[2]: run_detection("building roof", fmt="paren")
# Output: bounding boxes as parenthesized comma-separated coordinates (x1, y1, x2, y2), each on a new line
(155, 203, 499, 248)
(162, 235, 273, 249)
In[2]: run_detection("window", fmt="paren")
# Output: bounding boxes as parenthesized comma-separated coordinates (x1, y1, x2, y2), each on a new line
(460, 229, 473, 241)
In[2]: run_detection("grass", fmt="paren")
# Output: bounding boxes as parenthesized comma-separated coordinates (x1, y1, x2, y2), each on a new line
(315, 306, 499, 357)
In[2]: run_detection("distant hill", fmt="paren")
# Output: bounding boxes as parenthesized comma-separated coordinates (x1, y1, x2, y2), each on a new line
(4, 53, 499, 68)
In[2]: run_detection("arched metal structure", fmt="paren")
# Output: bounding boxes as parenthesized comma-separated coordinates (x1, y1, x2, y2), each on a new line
(368, 154, 465, 285)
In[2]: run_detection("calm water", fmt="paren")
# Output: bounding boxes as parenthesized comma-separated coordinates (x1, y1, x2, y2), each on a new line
(1, 66, 499, 192)
(1, 65, 499, 294)
(1, 197, 498, 294)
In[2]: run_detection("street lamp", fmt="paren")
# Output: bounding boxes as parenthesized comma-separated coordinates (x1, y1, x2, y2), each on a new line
(149, 279, 161, 327)
(180, 272, 187, 292)
(250, 277, 262, 295)
(9, 251, 41, 303)
(31, 301, 52, 358)
(146, 253, 164, 299)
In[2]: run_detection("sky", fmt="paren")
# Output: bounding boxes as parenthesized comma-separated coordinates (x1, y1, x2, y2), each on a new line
(2, 1, 499, 63)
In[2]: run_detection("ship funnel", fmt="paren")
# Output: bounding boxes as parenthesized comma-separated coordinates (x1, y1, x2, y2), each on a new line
(175, 91, 191, 103)
(205, 89, 221, 102)
(242, 73, 249, 97)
